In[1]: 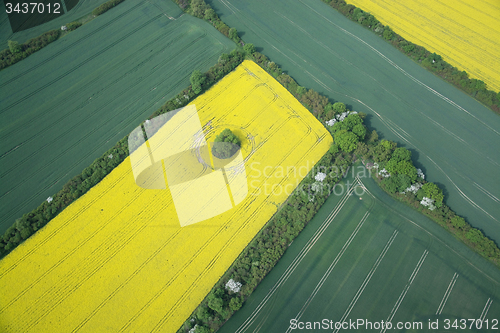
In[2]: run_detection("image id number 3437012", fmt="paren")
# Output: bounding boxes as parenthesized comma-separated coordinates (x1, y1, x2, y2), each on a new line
(5, 2, 61, 14)
(441, 318, 498, 330)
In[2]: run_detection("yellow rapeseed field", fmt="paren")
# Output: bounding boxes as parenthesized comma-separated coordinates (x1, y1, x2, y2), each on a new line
(346, 0, 500, 92)
(0, 60, 332, 332)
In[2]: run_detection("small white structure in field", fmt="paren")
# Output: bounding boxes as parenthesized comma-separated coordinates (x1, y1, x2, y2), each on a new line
(315, 172, 326, 182)
(417, 168, 425, 179)
(47, 196, 53, 203)
(61, 26, 67, 31)
(108, 154, 113, 159)
(326, 119, 336, 126)
(225, 279, 242, 293)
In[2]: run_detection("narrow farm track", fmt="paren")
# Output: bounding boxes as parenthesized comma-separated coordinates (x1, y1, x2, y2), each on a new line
(0, 0, 235, 234)
(0, 61, 332, 332)
(210, 0, 500, 243)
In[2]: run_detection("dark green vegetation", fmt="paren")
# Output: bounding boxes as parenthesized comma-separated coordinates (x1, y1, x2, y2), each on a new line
(212, 128, 241, 159)
(207, 0, 500, 246)
(0, 0, 237, 247)
(322, 0, 500, 114)
(218, 169, 500, 332)
(1, 30, 60, 70)
(0, 0, 127, 71)
(190, 69, 206, 94)
(173, 0, 242, 44)
(92, 0, 125, 16)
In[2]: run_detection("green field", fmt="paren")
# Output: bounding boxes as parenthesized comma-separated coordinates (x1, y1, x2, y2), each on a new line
(208, 0, 500, 243)
(219, 166, 500, 332)
(0, 0, 235, 233)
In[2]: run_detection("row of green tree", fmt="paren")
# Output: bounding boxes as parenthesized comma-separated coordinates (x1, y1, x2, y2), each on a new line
(1, 30, 60, 70)
(0, 0, 126, 71)
(0, 49, 247, 258)
(363, 140, 500, 261)
(321, 0, 500, 114)
(92, 0, 125, 17)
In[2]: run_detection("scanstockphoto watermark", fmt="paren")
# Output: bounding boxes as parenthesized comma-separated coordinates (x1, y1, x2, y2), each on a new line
(247, 162, 372, 198)
(289, 318, 424, 330)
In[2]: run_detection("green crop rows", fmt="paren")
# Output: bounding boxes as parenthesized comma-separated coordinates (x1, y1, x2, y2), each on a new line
(208, 0, 500, 243)
(219, 166, 500, 332)
(0, 0, 234, 233)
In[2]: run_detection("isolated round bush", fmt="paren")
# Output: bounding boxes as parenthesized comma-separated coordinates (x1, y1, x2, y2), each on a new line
(212, 128, 241, 159)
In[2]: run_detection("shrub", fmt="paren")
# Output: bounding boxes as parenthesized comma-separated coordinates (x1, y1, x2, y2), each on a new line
(92, 0, 125, 16)
(66, 21, 83, 31)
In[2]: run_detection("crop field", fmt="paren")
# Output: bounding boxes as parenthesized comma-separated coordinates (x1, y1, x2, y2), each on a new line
(346, 0, 500, 93)
(219, 167, 500, 332)
(0, 0, 114, 45)
(209, 0, 500, 244)
(0, 0, 236, 234)
(0, 60, 332, 332)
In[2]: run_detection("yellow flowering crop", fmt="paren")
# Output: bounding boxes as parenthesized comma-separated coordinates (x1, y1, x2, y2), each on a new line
(347, 0, 500, 92)
(0, 61, 332, 332)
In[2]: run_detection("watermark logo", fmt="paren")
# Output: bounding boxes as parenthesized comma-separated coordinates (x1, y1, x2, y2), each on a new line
(128, 105, 248, 227)
(247, 162, 371, 200)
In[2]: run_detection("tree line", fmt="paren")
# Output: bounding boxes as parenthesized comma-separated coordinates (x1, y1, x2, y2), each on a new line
(92, 0, 125, 17)
(1, 30, 60, 70)
(321, 0, 500, 115)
